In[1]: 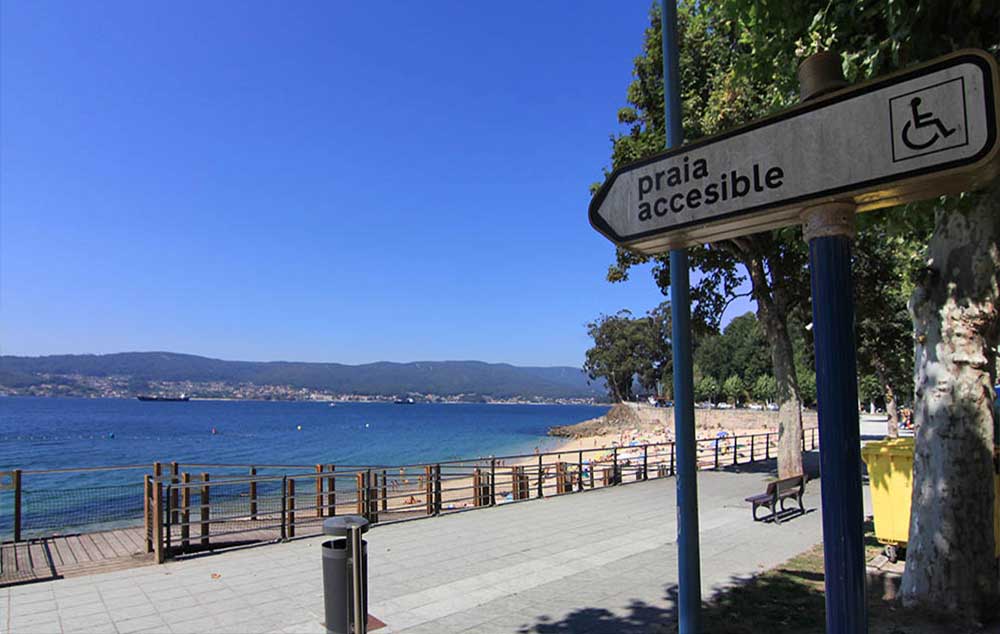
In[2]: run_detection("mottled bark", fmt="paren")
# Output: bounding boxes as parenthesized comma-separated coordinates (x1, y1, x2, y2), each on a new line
(900, 183, 999, 622)
(746, 254, 804, 478)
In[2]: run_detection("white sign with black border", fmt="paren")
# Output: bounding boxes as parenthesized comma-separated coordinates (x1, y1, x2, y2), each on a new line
(589, 50, 1000, 254)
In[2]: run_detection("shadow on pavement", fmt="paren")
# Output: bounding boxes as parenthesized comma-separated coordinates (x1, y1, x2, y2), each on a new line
(516, 573, 828, 634)
(719, 451, 821, 480)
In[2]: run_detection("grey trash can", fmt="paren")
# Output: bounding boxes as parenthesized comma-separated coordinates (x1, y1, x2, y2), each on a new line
(322, 516, 369, 634)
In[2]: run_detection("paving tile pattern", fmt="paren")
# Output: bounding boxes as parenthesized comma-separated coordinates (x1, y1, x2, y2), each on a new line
(2, 467, 868, 634)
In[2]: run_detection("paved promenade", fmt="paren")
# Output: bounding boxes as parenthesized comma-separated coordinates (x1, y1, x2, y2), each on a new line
(3, 459, 870, 634)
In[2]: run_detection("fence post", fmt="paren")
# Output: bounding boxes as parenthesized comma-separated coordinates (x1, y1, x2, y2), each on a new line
(801, 429, 806, 451)
(424, 466, 433, 515)
(433, 465, 442, 515)
(490, 459, 497, 506)
(381, 470, 388, 513)
(473, 469, 481, 507)
(643, 446, 649, 481)
(200, 473, 210, 548)
(170, 462, 179, 526)
(356, 472, 366, 518)
(714, 439, 720, 470)
(765, 433, 771, 460)
(144, 474, 152, 552)
(287, 478, 296, 539)
(368, 470, 378, 523)
(12, 469, 23, 542)
(249, 467, 257, 521)
(315, 465, 324, 518)
(537, 455, 544, 498)
(327, 464, 336, 517)
(751, 435, 756, 462)
(813, 428, 817, 450)
(612, 447, 619, 485)
(181, 473, 190, 549)
(165, 484, 172, 553)
(578, 451, 585, 491)
(670, 443, 675, 476)
(733, 435, 739, 466)
(152, 476, 164, 564)
(280, 475, 287, 541)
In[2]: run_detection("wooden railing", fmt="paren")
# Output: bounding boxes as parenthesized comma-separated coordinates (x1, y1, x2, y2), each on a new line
(2, 428, 820, 558)
(137, 427, 819, 561)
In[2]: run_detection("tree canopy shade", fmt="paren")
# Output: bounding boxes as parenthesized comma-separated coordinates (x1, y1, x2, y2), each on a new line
(599, 0, 999, 619)
(710, 0, 1000, 619)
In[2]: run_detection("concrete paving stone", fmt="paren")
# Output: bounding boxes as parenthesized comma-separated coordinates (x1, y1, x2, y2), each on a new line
(114, 614, 169, 634)
(9, 585, 55, 600)
(55, 600, 110, 621)
(278, 620, 326, 634)
(11, 622, 63, 634)
(107, 601, 159, 622)
(9, 597, 59, 619)
(102, 590, 154, 611)
(53, 591, 104, 610)
(63, 623, 117, 634)
(408, 599, 462, 623)
(164, 615, 220, 634)
(157, 602, 216, 625)
(458, 616, 527, 634)
(131, 626, 173, 634)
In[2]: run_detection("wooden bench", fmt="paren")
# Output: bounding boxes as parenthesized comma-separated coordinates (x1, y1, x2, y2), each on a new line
(745, 475, 806, 524)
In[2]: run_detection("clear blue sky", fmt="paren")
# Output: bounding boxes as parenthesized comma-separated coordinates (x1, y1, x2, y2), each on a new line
(1, 1, 751, 367)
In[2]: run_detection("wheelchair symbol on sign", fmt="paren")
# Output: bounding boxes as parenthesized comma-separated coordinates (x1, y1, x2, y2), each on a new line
(902, 97, 956, 150)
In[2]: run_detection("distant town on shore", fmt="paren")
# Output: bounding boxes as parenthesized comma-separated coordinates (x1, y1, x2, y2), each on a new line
(0, 351, 605, 404)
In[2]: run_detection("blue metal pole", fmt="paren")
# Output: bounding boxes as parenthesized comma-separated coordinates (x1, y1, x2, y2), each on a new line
(662, 2, 701, 632)
(807, 228, 868, 634)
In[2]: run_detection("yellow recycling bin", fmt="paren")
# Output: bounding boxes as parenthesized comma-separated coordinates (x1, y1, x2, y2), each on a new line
(861, 437, 1000, 562)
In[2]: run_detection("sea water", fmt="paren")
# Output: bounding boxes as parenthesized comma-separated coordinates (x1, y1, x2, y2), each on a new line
(0, 397, 607, 535)
(1, 397, 607, 469)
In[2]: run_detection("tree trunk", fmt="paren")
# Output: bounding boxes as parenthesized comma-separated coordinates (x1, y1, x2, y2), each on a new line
(875, 364, 900, 438)
(746, 254, 804, 478)
(900, 184, 999, 622)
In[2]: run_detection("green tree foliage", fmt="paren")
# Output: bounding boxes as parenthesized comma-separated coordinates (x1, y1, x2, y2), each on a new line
(858, 374, 882, 406)
(599, 1, 809, 478)
(752, 375, 777, 403)
(707, 0, 999, 617)
(694, 312, 772, 387)
(694, 375, 720, 403)
(583, 304, 672, 402)
(854, 209, 931, 433)
(722, 375, 745, 405)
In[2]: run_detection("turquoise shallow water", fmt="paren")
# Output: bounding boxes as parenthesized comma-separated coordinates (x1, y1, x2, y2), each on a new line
(0, 397, 607, 536)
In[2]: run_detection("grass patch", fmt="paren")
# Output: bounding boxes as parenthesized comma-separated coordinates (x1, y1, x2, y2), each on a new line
(654, 522, 990, 634)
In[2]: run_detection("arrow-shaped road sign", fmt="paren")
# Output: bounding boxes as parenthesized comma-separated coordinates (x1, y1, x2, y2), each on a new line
(589, 50, 1000, 254)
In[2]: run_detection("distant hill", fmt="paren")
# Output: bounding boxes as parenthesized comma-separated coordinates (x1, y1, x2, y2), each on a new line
(0, 352, 603, 399)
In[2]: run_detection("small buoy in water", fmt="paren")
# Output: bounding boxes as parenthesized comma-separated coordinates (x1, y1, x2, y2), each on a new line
(211, 427, 218, 435)
(108, 432, 115, 439)
(297, 425, 302, 431)
(365, 423, 369, 428)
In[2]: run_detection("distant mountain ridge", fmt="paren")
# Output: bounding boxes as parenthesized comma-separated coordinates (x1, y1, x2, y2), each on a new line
(0, 352, 602, 399)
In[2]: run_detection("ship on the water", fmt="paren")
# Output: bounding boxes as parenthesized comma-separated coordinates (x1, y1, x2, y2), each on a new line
(136, 394, 190, 402)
